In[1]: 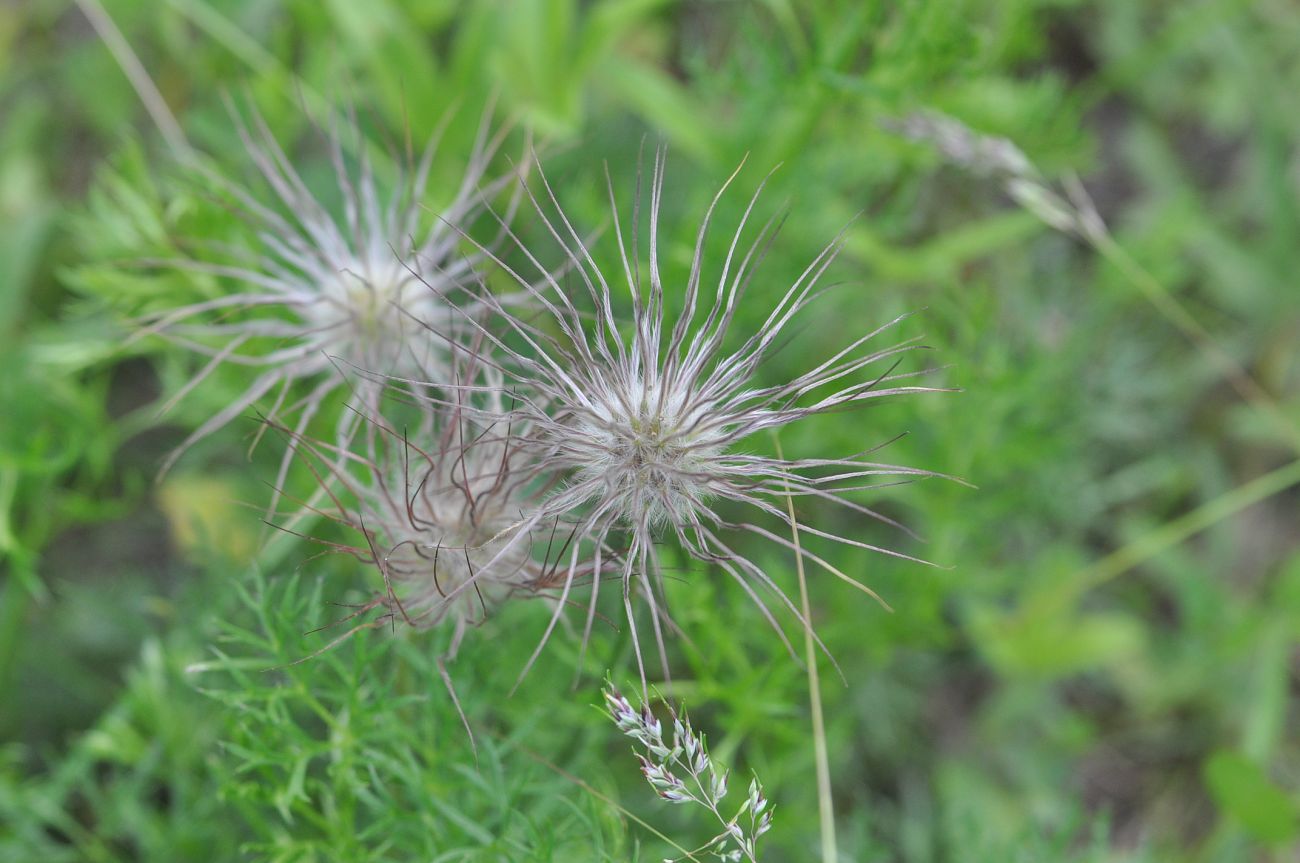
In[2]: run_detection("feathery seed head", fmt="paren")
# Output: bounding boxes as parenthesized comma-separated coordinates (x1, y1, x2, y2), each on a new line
(300, 246, 450, 374)
(462, 146, 957, 685)
(570, 371, 728, 529)
(143, 102, 523, 477)
(286, 356, 549, 652)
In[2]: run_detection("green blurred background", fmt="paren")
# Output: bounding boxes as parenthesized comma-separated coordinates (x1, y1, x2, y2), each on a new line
(1, 0, 1298, 860)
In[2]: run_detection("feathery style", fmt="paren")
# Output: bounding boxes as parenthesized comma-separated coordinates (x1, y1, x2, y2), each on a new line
(140, 103, 522, 481)
(278, 342, 560, 658)
(452, 148, 955, 685)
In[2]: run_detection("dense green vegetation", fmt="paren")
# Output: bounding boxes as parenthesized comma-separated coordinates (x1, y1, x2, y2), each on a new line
(2, 1, 1298, 860)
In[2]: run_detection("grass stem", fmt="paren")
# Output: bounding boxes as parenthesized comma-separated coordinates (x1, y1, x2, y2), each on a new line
(776, 435, 838, 863)
(74, 0, 194, 161)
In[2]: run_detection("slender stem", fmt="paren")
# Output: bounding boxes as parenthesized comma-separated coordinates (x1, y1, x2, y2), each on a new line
(73, 0, 194, 161)
(514, 742, 704, 862)
(1089, 229, 1300, 455)
(1039, 455, 1300, 620)
(678, 758, 755, 863)
(776, 435, 837, 863)
(161, 0, 397, 180)
(1009, 179, 1300, 621)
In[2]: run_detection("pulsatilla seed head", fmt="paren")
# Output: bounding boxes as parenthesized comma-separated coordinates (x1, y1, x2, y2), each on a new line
(570, 373, 729, 529)
(137, 100, 525, 481)
(450, 145, 960, 687)
(280, 353, 555, 658)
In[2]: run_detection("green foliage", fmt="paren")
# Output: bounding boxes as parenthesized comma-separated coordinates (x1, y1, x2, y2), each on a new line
(192, 569, 628, 862)
(2, 1, 1298, 861)
(1203, 749, 1298, 845)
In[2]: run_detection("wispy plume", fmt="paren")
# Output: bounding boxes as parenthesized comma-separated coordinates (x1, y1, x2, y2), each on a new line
(273, 342, 558, 658)
(137, 100, 525, 485)
(450, 147, 956, 687)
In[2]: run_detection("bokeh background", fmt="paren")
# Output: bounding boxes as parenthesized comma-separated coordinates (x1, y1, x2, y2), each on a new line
(2, 1, 1299, 860)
